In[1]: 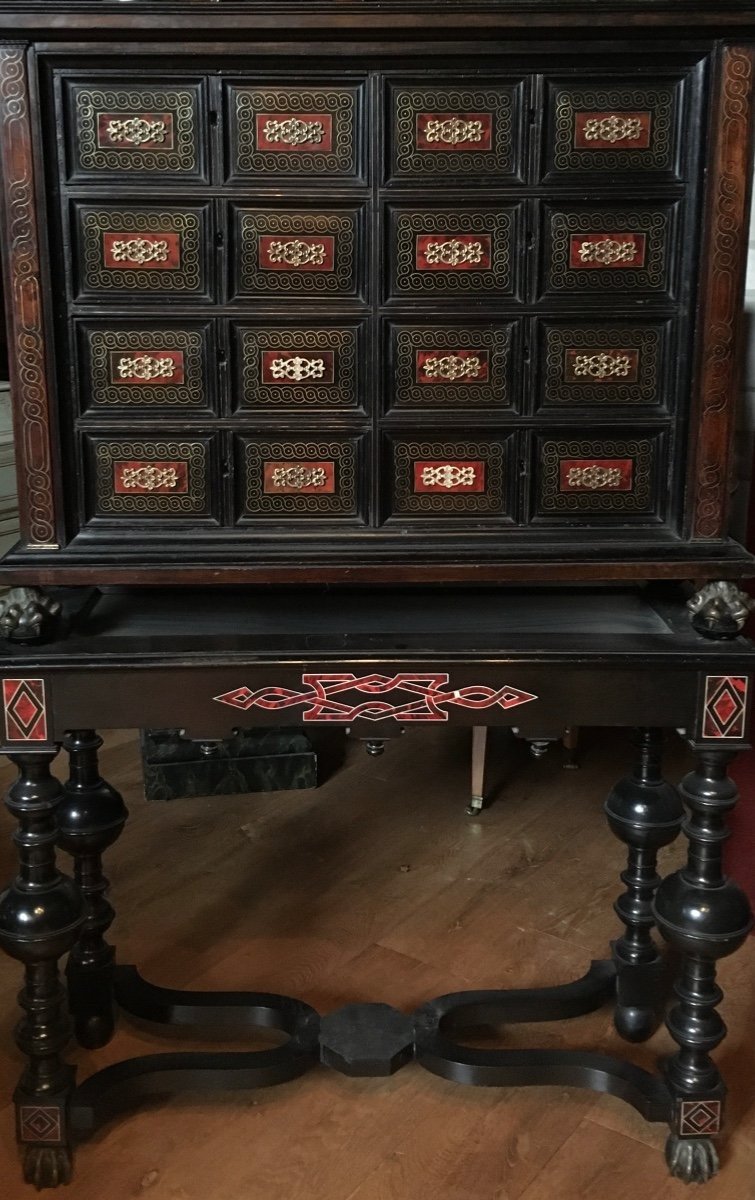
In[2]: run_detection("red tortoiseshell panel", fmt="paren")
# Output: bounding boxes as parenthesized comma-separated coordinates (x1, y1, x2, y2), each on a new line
(415, 113, 493, 151)
(415, 234, 492, 271)
(559, 458, 634, 492)
(702, 676, 749, 739)
(102, 231, 181, 270)
(113, 460, 189, 494)
(256, 113, 334, 152)
(573, 111, 652, 150)
(563, 348, 640, 383)
(108, 350, 186, 386)
(2, 679, 48, 743)
(415, 349, 490, 384)
(569, 233, 647, 269)
(413, 461, 486, 493)
(97, 112, 175, 151)
(261, 351, 335, 385)
(263, 461, 337, 494)
(258, 235, 335, 272)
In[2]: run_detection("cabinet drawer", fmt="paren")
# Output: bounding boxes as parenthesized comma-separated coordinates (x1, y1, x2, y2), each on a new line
(233, 205, 365, 300)
(536, 318, 672, 412)
(226, 81, 365, 182)
(239, 435, 364, 521)
(386, 78, 526, 183)
(233, 321, 364, 413)
(386, 433, 516, 520)
(73, 202, 212, 302)
(77, 321, 214, 415)
(62, 76, 207, 182)
(388, 204, 523, 300)
(532, 431, 666, 521)
(541, 202, 679, 299)
(387, 320, 518, 412)
(88, 436, 215, 519)
(542, 74, 687, 182)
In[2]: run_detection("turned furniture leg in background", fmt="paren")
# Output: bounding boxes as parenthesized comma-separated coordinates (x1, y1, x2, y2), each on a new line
(467, 726, 488, 815)
(654, 746, 753, 1183)
(563, 726, 580, 769)
(0, 750, 85, 1188)
(57, 730, 128, 1050)
(604, 728, 684, 1042)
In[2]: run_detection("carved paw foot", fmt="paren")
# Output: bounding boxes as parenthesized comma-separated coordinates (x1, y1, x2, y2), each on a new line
(665, 1135, 719, 1183)
(0, 587, 62, 643)
(23, 1145, 73, 1190)
(613, 1003, 660, 1043)
(687, 581, 753, 639)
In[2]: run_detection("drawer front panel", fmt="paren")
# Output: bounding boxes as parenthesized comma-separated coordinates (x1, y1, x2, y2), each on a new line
(240, 436, 363, 520)
(537, 319, 671, 410)
(234, 322, 363, 412)
(88, 436, 213, 518)
(388, 321, 517, 411)
(543, 76, 685, 181)
(387, 79, 525, 182)
(389, 205, 522, 299)
(74, 203, 211, 301)
(64, 78, 206, 180)
(542, 203, 678, 298)
(388, 434, 514, 518)
(234, 207, 363, 299)
(227, 82, 365, 181)
(533, 432, 664, 520)
(78, 322, 213, 414)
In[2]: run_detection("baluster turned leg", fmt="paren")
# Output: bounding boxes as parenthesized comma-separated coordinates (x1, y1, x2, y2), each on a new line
(654, 747, 753, 1183)
(604, 728, 684, 1042)
(56, 730, 128, 1050)
(0, 750, 85, 1188)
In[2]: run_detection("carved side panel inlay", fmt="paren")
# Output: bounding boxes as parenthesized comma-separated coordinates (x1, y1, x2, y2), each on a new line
(392, 85, 517, 177)
(0, 47, 58, 547)
(392, 439, 507, 516)
(238, 210, 357, 296)
(392, 325, 511, 409)
(550, 82, 678, 174)
(93, 439, 208, 515)
(394, 209, 515, 295)
(538, 437, 655, 514)
(692, 47, 755, 539)
(232, 86, 359, 177)
(547, 208, 671, 293)
(80, 208, 202, 294)
(243, 439, 359, 518)
(542, 324, 663, 407)
(238, 326, 358, 409)
(70, 83, 199, 175)
(85, 328, 205, 408)
(2, 678, 48, 743)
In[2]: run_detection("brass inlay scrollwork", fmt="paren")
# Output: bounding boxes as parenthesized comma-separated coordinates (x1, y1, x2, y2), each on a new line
(116, 355, 176, 381)
(424, 117, 484, 145)
(566, 465, 622, 489)
(421, 464, 477, 488)
(578, 239, 637, 265)
(271, 466, 328, 489)
(270, 357, 326, 382)
(267, 239, 326, 267)
(422, 355, 482, 382)
(106, 116, 169, 145)
(120, 465, 179, 491)
(110, 237, 170, 265)
(262, 117, 326, 146)
(573, 353, 633, 379)
(424, 240, 484, 267)
(583, 115, 644, 143)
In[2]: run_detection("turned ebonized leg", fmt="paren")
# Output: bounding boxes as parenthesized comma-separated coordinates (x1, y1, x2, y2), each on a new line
(604, 729, 684, 1042)
(56, 731, 128, 1050)
(0, 750, 85, 1187)
(654, 747, 753, 1183)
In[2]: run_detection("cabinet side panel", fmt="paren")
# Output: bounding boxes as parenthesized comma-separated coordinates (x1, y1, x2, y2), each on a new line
(0, 44, 58, 549)
(690, 44, 755, 541)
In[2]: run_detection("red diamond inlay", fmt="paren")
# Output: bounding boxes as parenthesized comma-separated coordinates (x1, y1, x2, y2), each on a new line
(10, 690, 42, 730)
(712, 689, 738, 728)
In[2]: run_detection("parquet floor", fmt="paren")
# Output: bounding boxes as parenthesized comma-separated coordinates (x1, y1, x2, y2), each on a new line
(0, 727, 753, 1200)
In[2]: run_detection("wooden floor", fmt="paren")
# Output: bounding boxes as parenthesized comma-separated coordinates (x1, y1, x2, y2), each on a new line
(0, 727, 754, 1200)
